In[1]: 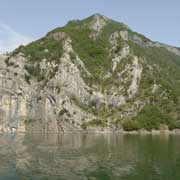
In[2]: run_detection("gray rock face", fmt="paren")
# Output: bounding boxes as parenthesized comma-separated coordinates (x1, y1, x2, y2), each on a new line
(0, 54, 43, 132)
(0, 36, 96, 132)
(89, 14, 108, 32)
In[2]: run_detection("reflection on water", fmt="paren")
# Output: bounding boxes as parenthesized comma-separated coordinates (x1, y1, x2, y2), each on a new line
(0, 133, 180, 180)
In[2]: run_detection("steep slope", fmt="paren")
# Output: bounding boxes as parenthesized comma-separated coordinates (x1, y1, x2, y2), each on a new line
(0, 14, 180, 132)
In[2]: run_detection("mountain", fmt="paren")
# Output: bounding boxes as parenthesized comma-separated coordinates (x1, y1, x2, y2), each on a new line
(0, 14, 180, 132)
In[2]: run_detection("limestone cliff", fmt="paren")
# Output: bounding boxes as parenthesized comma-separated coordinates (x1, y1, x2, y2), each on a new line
(0, 14, 180, 132)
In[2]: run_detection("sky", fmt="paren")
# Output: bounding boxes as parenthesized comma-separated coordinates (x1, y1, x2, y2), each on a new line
(0, 0, 180, 53)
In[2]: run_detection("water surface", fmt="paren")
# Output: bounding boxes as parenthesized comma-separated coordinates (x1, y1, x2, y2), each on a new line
(0, 133, 180, 180)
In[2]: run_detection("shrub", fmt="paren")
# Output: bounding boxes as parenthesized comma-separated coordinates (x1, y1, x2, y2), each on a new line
(87, 119, 105, 126)
(122, 120, 140, 131)
(24, 74, 30, 84)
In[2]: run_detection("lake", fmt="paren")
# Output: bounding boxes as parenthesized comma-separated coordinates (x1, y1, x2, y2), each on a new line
(0, 133, 180, 180)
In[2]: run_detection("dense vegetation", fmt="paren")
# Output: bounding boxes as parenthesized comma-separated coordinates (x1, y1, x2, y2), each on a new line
(13, 36, 63, 83)
(123, 105, 179, 131)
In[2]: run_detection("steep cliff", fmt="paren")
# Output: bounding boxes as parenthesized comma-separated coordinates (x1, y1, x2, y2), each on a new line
(0, 14, 180, 132)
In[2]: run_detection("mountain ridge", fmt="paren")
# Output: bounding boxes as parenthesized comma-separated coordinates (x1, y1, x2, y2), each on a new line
(0, 14, 180, 133)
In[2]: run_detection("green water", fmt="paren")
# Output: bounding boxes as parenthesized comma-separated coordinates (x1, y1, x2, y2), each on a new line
(0, 133, 180, 180)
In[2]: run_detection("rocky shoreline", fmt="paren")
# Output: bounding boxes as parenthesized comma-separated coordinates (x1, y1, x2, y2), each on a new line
(1, 124, 180, 135)
(85, 127, 180, 135)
